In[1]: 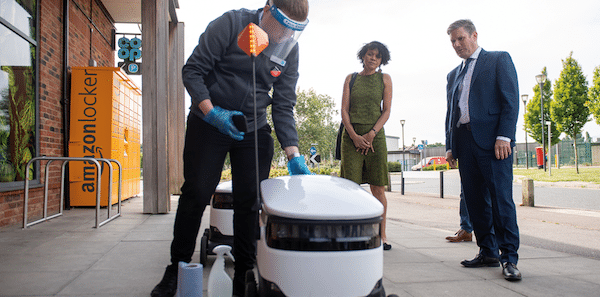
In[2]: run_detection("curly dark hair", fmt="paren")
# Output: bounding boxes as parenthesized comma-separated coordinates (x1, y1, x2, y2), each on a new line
(357, 41, 391, 66)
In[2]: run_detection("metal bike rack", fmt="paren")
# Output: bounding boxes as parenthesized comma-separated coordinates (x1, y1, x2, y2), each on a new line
(23, 156, 122, 228)
(96, 158, 123, 228)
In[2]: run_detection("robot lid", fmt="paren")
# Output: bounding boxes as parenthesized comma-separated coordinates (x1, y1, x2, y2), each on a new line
(260, 175, 384, 220)
(215, 181, 232, 193)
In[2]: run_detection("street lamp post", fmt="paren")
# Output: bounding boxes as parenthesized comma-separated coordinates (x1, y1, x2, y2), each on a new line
(400, 120, 406, 172)
(421, 140, 427, 169)
(521, 94, 529, 169)
(547, 121, 552, 176)
(536, 74, 547, 171)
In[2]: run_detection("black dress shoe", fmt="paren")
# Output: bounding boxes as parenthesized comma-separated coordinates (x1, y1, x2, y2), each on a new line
(460, 254, 500, 267)
(502, 262, 522, 281)
(383, 242, 392, 250)
(151, 265, 178, 297)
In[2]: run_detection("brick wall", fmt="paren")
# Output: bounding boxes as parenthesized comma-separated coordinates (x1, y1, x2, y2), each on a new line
(0, 0, 116, 228)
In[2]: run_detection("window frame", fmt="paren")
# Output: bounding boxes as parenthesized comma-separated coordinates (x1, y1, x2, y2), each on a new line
(0, 0, 41, 191)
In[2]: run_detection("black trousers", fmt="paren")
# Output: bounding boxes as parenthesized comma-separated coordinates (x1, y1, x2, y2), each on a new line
(170, 113, 274, 277)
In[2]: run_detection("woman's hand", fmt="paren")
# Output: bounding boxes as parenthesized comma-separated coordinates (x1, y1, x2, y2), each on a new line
(363, 130, 376, 145)
(353, 131, 376, 155)
(351, 134, 370, 151)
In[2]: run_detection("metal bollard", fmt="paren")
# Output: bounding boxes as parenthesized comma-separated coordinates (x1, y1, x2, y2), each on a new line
(439, 171, 444, 198)
(522, 178, 534, 206)
(401, 171, 404, 195)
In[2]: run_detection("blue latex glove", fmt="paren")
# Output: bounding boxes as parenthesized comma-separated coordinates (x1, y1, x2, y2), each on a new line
(203, 106, 245, 141)
(287, 156, 313, 175)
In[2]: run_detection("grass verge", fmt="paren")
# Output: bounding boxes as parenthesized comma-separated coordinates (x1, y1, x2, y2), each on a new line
(513, 167, 600, 184)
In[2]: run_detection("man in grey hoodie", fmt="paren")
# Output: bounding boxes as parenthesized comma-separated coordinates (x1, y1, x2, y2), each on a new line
(151, 1, 310, 296)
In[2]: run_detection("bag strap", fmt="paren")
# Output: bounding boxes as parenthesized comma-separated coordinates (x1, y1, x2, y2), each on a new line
(349, 72, 358, 96)
(347, 72, 358, 111)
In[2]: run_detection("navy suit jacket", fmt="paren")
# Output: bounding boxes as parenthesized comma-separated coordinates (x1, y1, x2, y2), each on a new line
(445, 49, 519, 156)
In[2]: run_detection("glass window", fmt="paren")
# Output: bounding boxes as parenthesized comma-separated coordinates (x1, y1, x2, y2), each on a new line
(0, 0, 37, 184)
(1, 0, 37, 37)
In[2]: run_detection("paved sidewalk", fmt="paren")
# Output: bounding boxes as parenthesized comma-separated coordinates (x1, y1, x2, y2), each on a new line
(1, 187, 600, 296)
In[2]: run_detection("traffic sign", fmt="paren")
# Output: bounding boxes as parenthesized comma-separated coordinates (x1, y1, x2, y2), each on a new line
(418, 144, 424, 151)
(309, 154, 321, 164)
(118, 62, 142, 75)
(310, 146, 317, 155)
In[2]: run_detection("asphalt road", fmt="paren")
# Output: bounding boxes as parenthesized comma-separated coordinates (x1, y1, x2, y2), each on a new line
(391, 169, 600, 211)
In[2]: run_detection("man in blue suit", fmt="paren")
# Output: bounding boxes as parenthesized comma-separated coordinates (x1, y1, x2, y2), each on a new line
(445, 19, 521, 281)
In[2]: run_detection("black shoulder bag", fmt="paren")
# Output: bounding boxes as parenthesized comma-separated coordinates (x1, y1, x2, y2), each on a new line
(334, 72, 358, 160)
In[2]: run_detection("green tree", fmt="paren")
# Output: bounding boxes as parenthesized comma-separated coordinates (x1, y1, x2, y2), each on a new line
(550, 52, 590, 173)
(268, 88, 339, 164)
(587, 65, 600, 126)
(524, 67, 559, 149)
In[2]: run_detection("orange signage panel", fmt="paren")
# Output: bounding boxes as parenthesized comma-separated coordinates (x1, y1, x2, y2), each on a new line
(69, 67, 141, 206)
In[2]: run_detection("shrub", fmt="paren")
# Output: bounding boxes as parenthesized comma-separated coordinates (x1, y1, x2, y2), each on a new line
(387, 161, 402, 172)
(220, 165, 341, 181)
(423, 164, 449, 171)
(269, 167, 289, 178)
(309, 166, 340, 176)
(221, 169, 232, 180)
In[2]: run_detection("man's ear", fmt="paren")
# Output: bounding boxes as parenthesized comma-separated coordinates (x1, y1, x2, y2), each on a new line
(262, 4, 271, 19)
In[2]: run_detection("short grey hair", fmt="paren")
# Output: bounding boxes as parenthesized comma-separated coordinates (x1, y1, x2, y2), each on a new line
(447, 19, 476, 35)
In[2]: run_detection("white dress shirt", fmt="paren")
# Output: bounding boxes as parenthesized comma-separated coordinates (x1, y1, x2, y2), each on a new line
(458, 47, 481, 125)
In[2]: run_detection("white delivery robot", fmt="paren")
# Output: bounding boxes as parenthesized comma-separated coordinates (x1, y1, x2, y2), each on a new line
(200, 181, 234, 266)
(246, 174, 388, 297)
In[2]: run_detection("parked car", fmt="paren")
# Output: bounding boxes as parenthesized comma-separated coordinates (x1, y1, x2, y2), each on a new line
(411, 156, 448, 171)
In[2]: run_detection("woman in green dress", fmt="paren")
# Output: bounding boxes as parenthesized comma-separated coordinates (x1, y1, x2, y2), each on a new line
(340, 41, 393, 250)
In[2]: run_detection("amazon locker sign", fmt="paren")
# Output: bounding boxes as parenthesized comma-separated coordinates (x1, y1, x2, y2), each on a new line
(69, 67, 141, 206)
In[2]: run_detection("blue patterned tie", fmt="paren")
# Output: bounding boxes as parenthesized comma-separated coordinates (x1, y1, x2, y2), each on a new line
(452, 58, 473, 126)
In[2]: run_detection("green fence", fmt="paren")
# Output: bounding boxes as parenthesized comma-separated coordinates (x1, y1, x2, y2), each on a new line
(514, 140, 595, 167)
(514, 150, 538, 168)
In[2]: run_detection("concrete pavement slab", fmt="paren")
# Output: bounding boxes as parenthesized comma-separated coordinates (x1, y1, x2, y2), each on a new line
(57, 267, 161, 296)
(0, 271, 81, 296)
(400, 279, 524, 297)
(2, 182, 600, 297)
(0, 252, 101, 272)
(384, 261, 480, 283)
(30, 237, 120, 255)
(489, 275, 600, 297)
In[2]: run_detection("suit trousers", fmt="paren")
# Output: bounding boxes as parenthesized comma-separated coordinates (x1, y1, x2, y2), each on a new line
(170, 113, 274, 278)
(455, 125, 520, 264)
(459, 187, 473, 233)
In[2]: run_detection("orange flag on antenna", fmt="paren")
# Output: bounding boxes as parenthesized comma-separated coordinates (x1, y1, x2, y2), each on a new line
(237, 23, 269, 57)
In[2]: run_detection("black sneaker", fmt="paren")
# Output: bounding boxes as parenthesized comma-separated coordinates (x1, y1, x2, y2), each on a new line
(151, 265, 178, 297)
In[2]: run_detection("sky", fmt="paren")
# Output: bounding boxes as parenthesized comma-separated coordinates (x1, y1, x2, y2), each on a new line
(129, 0, 600, 145)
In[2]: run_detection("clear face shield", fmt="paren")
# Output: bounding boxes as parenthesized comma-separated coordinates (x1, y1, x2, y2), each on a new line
(259, 2, 308, 66)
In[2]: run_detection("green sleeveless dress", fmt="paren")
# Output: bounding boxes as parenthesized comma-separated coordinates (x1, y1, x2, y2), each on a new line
(340, 72, 388, 186)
